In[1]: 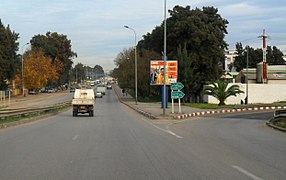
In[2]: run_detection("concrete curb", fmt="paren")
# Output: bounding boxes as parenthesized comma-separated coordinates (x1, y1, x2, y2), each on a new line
(121, 101, 157, 119)
(173, 106, 286, 119)
(113, 85, 157, 119)
(113, 85, 286, 122)
(266, 118, 286, 132)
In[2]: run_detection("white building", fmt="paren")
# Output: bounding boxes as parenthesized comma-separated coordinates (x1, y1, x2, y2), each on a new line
(224, 50, 237, 71)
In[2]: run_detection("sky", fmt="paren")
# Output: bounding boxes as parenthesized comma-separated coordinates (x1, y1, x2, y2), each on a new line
(1, 0, 285, 72)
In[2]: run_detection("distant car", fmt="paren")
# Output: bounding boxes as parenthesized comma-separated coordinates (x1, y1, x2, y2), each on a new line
(47, 88, 56, 93)
(28, 89, 38, 95)
(70, 88, 75, 93)
(95, 92, 103, 98)
(106, 85, 112, 89)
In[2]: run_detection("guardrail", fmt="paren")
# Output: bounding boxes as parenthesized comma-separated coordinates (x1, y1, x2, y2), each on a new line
(274, 109, 286, 118)
(0, 101, 71, 120)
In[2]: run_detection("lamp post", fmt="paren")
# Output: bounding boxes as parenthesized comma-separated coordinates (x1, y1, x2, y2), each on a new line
(124, 25, 138, 105)
(246, 46, 249, 106)
(163, 0, 167, 115)
(21, 43, 29, 97)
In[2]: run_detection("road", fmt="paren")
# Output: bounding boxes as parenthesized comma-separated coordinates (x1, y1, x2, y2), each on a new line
(0, 89, 285, 179)
(8, 91, 74, 109)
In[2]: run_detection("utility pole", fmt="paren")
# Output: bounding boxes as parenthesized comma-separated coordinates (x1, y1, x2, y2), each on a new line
(258, 29, 268, 84)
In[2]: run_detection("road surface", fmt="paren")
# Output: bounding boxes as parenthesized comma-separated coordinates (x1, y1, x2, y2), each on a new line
(0, 89, 285, 179)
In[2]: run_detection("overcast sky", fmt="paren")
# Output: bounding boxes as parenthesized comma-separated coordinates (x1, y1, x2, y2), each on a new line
(1, 0, 285, 71)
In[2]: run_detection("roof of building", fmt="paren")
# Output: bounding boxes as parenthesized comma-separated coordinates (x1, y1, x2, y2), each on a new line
(240, 65, 286, 80)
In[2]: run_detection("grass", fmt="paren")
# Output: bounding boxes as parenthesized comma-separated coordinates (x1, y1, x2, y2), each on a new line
(273, 117, 286, 129)
(181, 102, 286, 110)
(183, 103, 236, 109)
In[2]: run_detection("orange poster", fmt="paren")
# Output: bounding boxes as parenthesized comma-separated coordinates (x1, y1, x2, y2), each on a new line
(150, 60, 177, 85)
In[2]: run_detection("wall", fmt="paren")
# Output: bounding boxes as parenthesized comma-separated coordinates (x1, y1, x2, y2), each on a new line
(203, 83, 286, 104)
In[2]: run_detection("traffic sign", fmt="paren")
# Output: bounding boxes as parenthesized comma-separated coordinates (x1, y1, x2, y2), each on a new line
(171, 91, 185, 99)
(171, 82, 184, 90)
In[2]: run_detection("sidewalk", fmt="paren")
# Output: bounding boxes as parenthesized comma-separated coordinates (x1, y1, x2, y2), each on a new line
(113, 85, 286, 120)
(113, 85, 212, 119)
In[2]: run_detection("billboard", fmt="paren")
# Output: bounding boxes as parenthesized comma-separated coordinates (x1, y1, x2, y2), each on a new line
(150, 60, 177, 85)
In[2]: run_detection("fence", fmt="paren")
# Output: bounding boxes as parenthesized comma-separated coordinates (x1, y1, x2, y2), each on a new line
(0, 91, 11, 107)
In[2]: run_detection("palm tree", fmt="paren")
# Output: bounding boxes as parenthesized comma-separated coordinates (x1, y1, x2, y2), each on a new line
(203, 79, 244, 105)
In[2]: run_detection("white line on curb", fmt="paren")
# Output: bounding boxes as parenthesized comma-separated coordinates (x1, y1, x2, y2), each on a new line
(141, 118, 183, 139)
(232, 165, 263, 180)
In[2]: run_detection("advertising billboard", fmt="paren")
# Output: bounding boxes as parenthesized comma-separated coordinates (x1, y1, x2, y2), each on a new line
(150, 60, 177, 85)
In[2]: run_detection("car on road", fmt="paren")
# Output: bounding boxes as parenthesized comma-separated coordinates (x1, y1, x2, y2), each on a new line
(70, 88, 75, 93)
(95, 92, 103, 98)
(106, 84, 112, 89)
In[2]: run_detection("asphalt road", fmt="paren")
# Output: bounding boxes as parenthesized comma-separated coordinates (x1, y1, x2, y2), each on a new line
(0, 89, 285, 179)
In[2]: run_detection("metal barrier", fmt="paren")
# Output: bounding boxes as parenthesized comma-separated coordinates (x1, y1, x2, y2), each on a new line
(274, 109, 286, 118)
(0, 102, 71, 119)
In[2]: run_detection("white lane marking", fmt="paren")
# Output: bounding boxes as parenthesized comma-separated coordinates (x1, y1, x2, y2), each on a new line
(72, 135, 79, 141)
(232, 165, 263, 180)
(141, 118, 183, 138)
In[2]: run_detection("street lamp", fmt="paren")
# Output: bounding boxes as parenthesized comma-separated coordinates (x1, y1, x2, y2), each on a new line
(21, 42, 29, 97)
(163, 0, 167, 115)
(246, 46, 249, 106)
(124, 25, 138, 105)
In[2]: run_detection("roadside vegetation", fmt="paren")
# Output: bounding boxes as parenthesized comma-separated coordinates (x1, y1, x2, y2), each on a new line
(273, 118, 286, 128)
(203, 79, 244, 105)
(111, 5, 285, 104)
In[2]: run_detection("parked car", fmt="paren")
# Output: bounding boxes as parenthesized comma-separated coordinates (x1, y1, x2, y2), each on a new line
(47, 88, 56, 93)
(28, 89, 38, 95)
(95, 92, 103, 98)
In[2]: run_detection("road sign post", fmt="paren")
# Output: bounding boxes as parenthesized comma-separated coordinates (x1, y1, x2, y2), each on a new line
(161, 86, 168, 108)
(171, 82, 185, 113)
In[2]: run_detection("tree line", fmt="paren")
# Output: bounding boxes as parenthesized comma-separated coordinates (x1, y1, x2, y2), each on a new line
(0, 19, 105, 92)
(233, 42, 284, 72)
(112, 5, 285, 102)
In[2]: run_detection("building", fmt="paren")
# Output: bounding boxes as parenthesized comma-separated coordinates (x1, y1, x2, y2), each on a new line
(224, 50, 237, 71)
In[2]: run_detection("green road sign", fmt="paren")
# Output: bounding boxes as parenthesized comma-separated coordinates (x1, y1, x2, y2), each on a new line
(171, 82, 184, 90)
(171, 91, 185, 99)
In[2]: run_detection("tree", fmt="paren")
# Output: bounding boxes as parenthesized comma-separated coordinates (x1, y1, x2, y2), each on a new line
(71, 63, 85, 83)
(93, 65, 104, 78)
(30, 32, 77, 86)
(266, 46, 285, 65)
(137, 5, 228, 102)
(0, 20, 19, 90)
(23, 50, 62, 89)
(203, 79, 244, 105)
(113, 47, 162, 100)
(176, 43, 193, 102)
(234, 43, 285, 72)
(114, 48, 136, 90)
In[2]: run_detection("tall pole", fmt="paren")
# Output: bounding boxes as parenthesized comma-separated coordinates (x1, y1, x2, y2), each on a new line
(259, 29, 267, 84)
(246, 46, 249, 106)
(163, 0, 167, 115)
(124, 25, 138, 105)
(21, 43, 29, 97)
